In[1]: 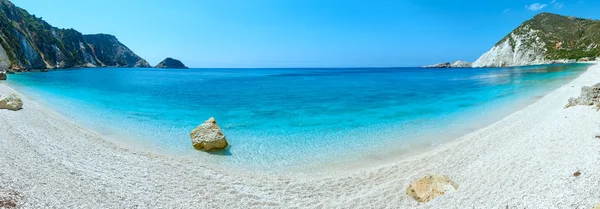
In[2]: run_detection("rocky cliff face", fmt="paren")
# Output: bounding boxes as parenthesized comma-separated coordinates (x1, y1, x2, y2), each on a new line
(473, 13, 600, 67)
(0, 0, 149, 71)
(155, 58, 188, 69)
(84, 34, 151, 68)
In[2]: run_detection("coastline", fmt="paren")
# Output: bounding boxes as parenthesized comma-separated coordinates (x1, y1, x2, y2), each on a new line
(1, 63, 600, 207)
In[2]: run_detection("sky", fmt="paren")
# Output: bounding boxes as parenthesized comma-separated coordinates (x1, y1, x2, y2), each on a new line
(11, 0, 600, 68)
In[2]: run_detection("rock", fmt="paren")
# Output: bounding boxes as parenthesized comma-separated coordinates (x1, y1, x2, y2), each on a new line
(565, 83, 600, 108)
(579, 57, 592, 62)
(422, 62, 451, 68)
(155, 57, 189, 69)
(573, 171, 581, 177)
(422, 60, 472, 68)
(0, 71, 6, 80)
(0, 189, 24, 208)
(190, 117, 228, 151)
(450, 60, 472, 68)
(0, 93, 23, 111)
(406, 175, 458, 202)
(0, 44, 10, 71)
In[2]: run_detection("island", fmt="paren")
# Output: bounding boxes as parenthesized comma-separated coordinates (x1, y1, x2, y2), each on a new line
(155, 57, 189, 69)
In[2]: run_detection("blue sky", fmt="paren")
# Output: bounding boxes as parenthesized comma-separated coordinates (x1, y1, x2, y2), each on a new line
(12, 0, 598, 68)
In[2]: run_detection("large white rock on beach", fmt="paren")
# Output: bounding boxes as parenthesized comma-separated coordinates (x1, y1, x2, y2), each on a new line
(190, 117, 228, 151)
(0, 93, 23, 111)
(406, 175, 458, 202)
(565, 83, 600, 108)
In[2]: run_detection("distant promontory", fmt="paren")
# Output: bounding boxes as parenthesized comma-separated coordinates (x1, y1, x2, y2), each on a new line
(155, 58, 188, 69)
(424, 12, 600, 68)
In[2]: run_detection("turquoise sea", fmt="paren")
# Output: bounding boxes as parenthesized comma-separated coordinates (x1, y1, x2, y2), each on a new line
(5, 64, 591, 170)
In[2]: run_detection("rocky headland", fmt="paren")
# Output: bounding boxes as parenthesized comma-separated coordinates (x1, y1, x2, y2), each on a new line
(0, 0, 150, 72)
(422, 60, 472, 68)
(425, 13, 600, 68)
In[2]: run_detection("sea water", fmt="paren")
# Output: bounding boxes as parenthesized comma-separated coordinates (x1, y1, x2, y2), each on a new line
(5, 64, 590, 170)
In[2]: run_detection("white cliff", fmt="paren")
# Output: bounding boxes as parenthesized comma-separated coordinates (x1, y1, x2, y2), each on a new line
(473, 26, 548, 68)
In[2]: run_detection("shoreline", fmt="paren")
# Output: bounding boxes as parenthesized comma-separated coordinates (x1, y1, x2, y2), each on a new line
(1, 63, 600, 207)
(4, 63, 591, 174)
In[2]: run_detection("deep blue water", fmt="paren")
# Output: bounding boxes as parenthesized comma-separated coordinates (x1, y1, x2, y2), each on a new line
(6, 64, 591, 169)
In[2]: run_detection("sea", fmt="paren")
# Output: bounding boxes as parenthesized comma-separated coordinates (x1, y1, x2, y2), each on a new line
(5, 63, 591, 170)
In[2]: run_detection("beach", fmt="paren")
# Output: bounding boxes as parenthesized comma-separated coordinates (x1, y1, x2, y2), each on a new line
(2, 63, 600, 208)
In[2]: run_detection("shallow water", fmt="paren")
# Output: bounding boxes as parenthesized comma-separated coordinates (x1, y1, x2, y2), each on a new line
(6, 64, 590, 170)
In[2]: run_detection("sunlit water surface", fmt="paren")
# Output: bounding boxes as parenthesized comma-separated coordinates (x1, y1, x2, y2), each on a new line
(6, 64, 590, 170)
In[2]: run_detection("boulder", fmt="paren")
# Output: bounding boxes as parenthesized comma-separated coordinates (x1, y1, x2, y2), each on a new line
(0, 71, 5, 80)
(190, 117, 228, 151)
(0, 189, 24, 208)
(565, 83, 600, 108)
(0, 93, 23, 111)
(406, 175, 458, 202)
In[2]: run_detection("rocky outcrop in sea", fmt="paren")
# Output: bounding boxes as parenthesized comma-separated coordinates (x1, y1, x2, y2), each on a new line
(0, 0, 150, 71)
(422, 60, 472, 68)
(156, 58, 188, 69)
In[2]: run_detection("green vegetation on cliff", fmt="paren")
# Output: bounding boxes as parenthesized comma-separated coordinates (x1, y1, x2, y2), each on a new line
(0, 0, 150, 71)
(498, 12, 600, 61)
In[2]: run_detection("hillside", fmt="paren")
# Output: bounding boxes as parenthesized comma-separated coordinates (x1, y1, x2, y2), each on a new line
(0, 0, 150, 71)
(473, 13, 600, 67)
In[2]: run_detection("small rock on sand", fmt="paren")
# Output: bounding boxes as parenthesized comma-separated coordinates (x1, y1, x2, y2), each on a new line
(0, 71, 6, 80)
(190, 117, 228, 151)
(0, 189, 24, 208)
(0, 93, 23, 111)
(406, 174, 458, 202)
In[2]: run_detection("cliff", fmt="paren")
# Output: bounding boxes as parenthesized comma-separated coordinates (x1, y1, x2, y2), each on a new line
(155, 58, 188, 69)
(473, 13, 600, 67)
(84, 34, 150, 68)
(0, 0, 149, 71)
